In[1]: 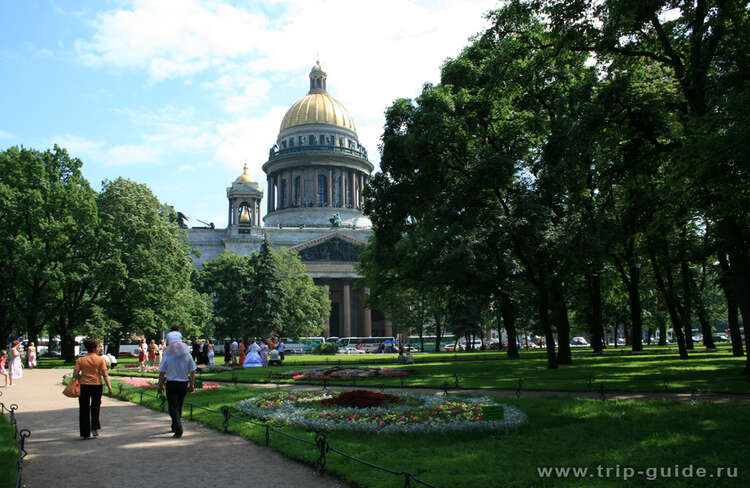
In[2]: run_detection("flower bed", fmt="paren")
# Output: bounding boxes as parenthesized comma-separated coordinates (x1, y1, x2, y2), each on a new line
(236, 390, 526, 434)
(119, 378, 221, 390)
(278, 366, 408, 381)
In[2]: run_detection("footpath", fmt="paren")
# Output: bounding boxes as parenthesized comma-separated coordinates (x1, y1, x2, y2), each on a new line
(3, 369, 346, 488)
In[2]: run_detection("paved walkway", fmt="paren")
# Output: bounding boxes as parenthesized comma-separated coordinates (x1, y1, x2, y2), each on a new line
(3, 369, 347, 488)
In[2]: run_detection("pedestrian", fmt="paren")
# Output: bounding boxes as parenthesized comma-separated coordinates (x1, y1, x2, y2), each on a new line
(207, 340, 215, 366)
(259, 339, 269, 367)
(9, 340, 23, 384)
(157, 339, 165, 366)
(157, 324, 196, 438)
(192, 337, 201, 362)
(238, 339, 246, 365)
(138, 338, 147, 371)
(0, 350, 9, 387)
(27, 342, 37, 369)
(148, 339, 157, 367)
(74, 338, 113, 439)
(224, 340, 231, 365)
(277, 339, 285, 361)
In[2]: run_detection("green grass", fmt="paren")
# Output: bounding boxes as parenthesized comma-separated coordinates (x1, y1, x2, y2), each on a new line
(110, 379, 749, 487)
(0, 414, 17, 488)
(104, 344, 750, 395)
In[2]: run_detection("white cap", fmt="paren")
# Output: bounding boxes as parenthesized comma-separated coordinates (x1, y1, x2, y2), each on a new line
(166, 331, 182, 345)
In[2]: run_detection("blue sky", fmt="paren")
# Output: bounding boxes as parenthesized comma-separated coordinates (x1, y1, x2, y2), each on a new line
(1, 0, 498, 227)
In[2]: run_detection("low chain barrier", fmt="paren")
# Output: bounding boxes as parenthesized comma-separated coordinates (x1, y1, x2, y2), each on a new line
(1, 391, 32, 488)
(113, 383, 439, 488)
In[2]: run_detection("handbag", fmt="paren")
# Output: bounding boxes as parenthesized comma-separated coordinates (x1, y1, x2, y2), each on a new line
(63, 379, 80, 398)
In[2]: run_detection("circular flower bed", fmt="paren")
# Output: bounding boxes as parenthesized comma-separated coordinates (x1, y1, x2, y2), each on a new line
(236, 390, 526, 434)
(279, 366, 407, 381)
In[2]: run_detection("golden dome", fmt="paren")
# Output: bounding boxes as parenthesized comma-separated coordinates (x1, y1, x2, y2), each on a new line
(234, 164, 256, 184)
(279, 62, 356, 133)
(280, 93, 356, 132)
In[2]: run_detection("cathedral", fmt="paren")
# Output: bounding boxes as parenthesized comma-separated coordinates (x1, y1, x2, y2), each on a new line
(188, 62, 391, 338)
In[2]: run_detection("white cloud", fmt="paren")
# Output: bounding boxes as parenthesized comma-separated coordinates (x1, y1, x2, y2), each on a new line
(214, 106, 288, 178)
(0, 129, 14, 140)
(75, 0, 496, 111)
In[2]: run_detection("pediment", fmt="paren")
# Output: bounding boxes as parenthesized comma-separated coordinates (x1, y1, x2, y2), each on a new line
(290, 233, 365, 262)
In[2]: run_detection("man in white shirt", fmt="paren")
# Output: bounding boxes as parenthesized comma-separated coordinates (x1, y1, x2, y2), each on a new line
(277, 340, 285, 361)
(157, 324, 196, 438)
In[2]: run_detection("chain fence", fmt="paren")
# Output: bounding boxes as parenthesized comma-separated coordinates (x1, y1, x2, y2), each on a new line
(1, 390, 31, 488)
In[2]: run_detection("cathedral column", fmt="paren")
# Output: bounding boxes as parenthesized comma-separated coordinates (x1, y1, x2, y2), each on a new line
(359, 173, 365, 208)
(233, 202, 240, 227)
(362, 287, 372, 337)
(342, 283, 351, 337)
(313, 167, 318, 206)
(287, 170, 292, 208)
(339, 168, 345, 208)
(228, 201, 232, 227)
(267, 175, 272, 214)
(273, 174, 279, 210)
(327, 168, 333, 206)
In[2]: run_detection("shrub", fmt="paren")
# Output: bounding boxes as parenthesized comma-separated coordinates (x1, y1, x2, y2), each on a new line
(311, 342, 338, 355)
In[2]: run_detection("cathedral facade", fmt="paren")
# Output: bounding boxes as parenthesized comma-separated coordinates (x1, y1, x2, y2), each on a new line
(188, 62, 391, 338)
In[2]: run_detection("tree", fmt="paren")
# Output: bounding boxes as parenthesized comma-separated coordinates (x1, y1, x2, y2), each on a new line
(0, 146, 101, 359)
(246, 235, 284, 337)
(197, 252, 254, 339)
(275, 248, 330, 338)
(96, 178, 199, 352)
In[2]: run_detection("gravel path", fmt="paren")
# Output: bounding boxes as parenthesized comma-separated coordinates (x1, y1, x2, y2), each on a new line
(4, 369, 347, 488)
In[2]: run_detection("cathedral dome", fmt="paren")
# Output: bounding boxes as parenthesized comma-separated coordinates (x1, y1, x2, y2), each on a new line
(279, 61, 356, 133)
(279, 93, 356, 132)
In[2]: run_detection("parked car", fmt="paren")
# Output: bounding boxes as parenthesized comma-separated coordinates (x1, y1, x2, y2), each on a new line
(338, 345, 365, 355)
(712, 333, 729, 343)
(570, 337, 590, 347)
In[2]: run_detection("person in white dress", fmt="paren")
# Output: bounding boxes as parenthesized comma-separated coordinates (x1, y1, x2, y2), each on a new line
(207, 340, 215, 365)
(242, 340, 262, 367)
(9, 340, 23, 383)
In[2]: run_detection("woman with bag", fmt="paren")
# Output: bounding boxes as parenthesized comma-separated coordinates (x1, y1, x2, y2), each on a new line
(74, 338, 112, 439)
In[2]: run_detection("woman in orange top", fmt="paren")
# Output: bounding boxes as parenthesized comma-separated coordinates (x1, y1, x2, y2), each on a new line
(74, 338, 112, 439)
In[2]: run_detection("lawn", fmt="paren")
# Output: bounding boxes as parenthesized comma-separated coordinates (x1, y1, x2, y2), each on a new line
(0, 414, 17, 488)
(101, 344, 750, 395)
(110, 379, 749, 487)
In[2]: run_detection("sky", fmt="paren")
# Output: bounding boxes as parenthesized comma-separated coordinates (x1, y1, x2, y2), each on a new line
(1, 0, 499, 227)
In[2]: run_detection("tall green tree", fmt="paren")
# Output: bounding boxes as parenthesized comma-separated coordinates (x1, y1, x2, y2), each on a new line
(96, 178, 199, 352)
(247, 235, 284, 337)
(275, 248, 330, 338)
(0, 146, 100, 358)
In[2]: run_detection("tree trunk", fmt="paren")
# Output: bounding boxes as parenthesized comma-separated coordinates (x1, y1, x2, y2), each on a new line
(658, 316, 667, 346)
(586, 271, 604, 354)
(717, 217, 750, 373)
(538, 285, 557, 369)
(649, 247, 688, 358)
(59, 317, 77, 363)
(499, 294, 519, 359)
(551, 281, 572, 365)
(680, 255, 695, 351)
(718, 253, 744, 356)
(627, 258, 644, 351)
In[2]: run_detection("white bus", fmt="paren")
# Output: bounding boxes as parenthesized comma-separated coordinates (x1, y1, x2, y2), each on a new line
(336, 337, 395, 353)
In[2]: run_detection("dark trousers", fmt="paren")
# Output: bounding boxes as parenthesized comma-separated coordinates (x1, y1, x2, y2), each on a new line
(166, 381, 188, 435)
(79, 384, 103, 438)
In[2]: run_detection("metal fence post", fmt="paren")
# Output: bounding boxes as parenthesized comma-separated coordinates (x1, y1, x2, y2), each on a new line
(515, 378, 522, 399)
(265, 424, 270, 447)
(189, 403, 194, 421)
(221, 406, 231, 433)
(314, 432, 329, 474)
